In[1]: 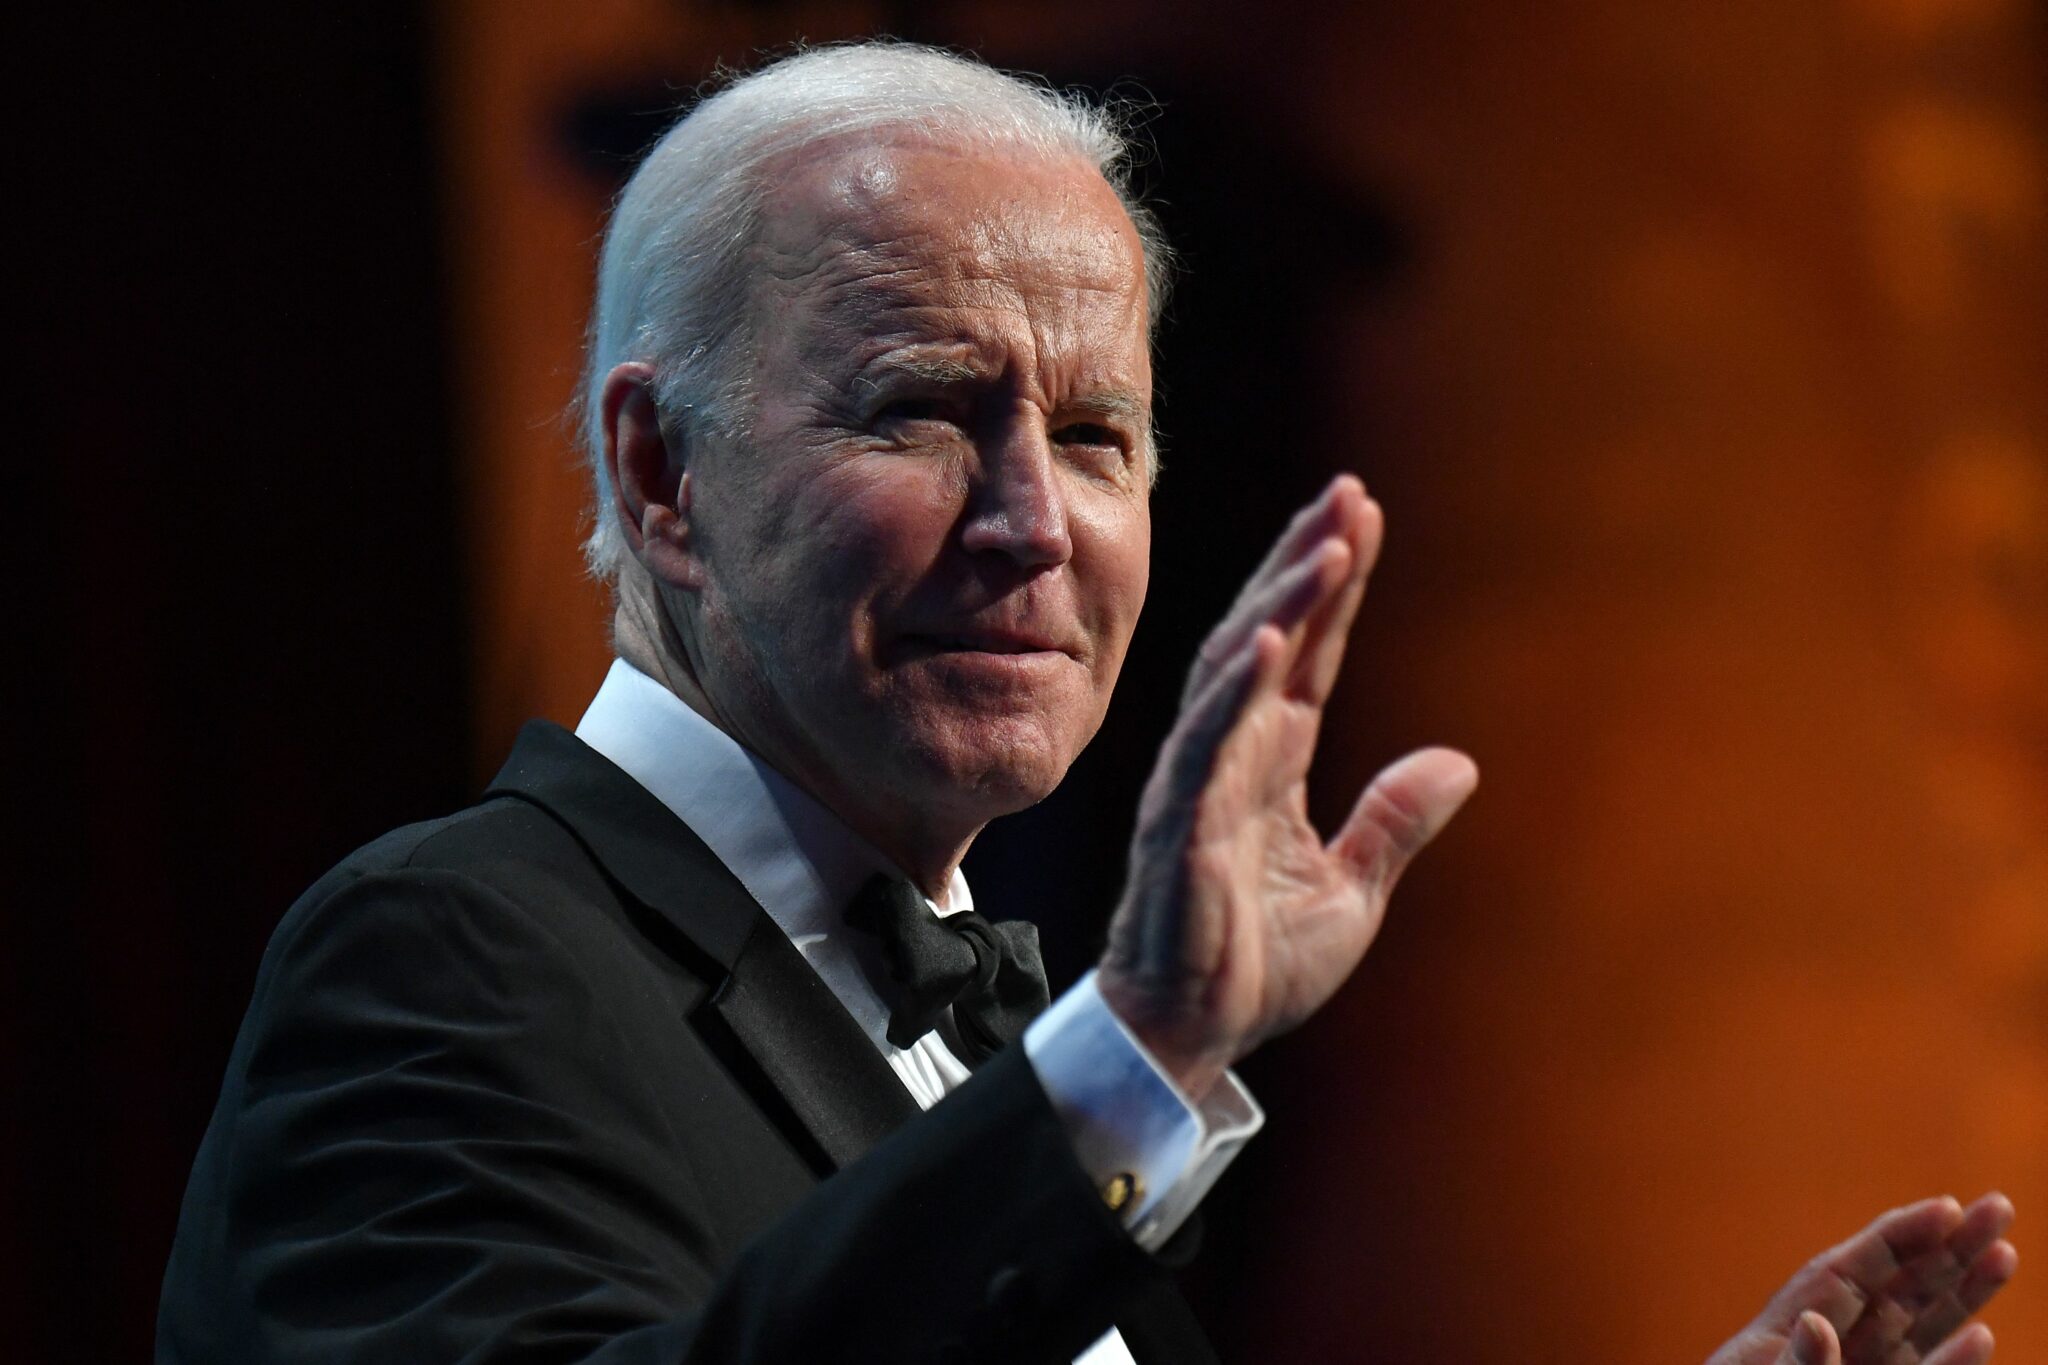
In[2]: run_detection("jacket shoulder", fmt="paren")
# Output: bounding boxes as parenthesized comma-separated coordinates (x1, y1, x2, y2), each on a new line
(310, 792, 597, 900)
(282, 794, 659, 968)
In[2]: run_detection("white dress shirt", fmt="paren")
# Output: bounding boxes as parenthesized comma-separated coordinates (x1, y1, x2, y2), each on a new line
(576, 659, 1261, 1364)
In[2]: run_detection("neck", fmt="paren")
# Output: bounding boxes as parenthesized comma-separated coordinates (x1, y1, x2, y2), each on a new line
(610, 569, 977, 902)
(612, 567, 717, 722)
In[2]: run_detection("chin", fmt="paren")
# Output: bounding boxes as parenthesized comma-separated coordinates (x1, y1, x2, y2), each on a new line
(895, 712, 1088, 817)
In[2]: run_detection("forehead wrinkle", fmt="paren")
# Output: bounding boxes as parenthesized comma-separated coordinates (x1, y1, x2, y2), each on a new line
(785, 269, 1150, 421)
(755, 254, 974, 383)
(751, 146, 1150, 422)
(758, 137, 1143, 302)
(793, 301, 1007, 391)
(754, 236, 926, 323)
(762, 222, 1030, 337)
(816, 196, 1133, 317)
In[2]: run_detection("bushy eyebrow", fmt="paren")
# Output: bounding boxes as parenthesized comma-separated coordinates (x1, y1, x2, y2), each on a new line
(1061, 390, 1145, 423)
(859, 357, 982, 388)
(853, 357, 1148, 424)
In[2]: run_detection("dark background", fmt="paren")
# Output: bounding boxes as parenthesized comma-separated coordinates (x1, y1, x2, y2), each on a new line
(18, 7, 469, 1357)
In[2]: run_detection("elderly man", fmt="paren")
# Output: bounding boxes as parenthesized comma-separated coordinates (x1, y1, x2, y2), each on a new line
(160, 42, 2015, 1365)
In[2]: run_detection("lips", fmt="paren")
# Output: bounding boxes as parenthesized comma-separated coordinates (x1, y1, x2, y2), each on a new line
(928, 631, 1059, 654)
(896, 627, 1073, 659)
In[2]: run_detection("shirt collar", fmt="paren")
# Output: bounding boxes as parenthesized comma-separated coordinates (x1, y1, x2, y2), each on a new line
(573, 658, 972, 1047)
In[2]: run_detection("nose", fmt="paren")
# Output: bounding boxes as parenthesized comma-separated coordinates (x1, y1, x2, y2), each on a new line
(958, 417, 1073, 569)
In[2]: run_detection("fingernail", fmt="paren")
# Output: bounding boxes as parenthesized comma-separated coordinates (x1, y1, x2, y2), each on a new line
(1790, 1311, 1830, 1365)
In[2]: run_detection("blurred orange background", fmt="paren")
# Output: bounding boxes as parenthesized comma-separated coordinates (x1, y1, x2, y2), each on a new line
(444, 2, 2045, 1359)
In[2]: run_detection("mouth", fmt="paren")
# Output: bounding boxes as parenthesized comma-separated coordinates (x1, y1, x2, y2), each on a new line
(926, 634, 1056, 654)
(894, 629, 1074, 661)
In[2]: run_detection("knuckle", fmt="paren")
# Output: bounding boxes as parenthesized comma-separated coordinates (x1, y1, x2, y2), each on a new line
(1195, 626, 1239, 671)
(1363, 780, 1432, 855)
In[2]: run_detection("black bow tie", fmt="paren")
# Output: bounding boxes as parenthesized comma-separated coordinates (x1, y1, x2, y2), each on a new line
(844, 873, 1049, 1066)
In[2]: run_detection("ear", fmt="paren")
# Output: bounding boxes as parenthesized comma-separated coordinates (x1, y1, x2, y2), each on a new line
(599, 361, 702, 590)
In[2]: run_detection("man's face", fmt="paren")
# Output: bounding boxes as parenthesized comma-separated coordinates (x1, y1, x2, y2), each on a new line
(677, 138, 1154, 846)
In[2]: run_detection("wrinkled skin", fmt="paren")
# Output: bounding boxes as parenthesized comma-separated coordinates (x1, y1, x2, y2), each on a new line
(1715, 1194, 2017, 1365)
(1093, 470, 2017, 1361)
(607, 139, 1153, 896)
(1097, 474, 1477, 1099)
(600, 133, 2017, 1362)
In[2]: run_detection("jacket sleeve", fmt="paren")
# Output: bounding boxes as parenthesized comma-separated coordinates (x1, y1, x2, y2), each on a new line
(157, 866, 1169, 1365)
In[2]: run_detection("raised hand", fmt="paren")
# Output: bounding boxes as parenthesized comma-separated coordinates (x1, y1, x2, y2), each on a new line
(1098, 475, 1478, 1097)
(1715, 1193, 2018, 1365)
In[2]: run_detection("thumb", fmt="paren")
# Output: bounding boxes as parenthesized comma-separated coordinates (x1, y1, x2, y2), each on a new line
(1775, 1312, 1841, 1365)
(1328, 746, 1479, 888)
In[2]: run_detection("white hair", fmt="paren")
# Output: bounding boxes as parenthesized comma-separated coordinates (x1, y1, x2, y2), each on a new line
(577, 41, 1174, 581)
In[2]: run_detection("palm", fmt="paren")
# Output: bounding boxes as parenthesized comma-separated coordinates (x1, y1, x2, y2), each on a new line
(1101, 477, 1477, 1093)
(1708, 1195, 2017, 1365)
(1188, 697, 1372, 1040)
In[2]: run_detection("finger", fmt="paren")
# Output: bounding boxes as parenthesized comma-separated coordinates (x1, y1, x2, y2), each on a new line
(1827, 1198, 1967, 1310)
(1766, 1198, 1969, 1335)
(1290, 489, 1383, 707)
(1186, 477, 1365, 704)
(1947, 1193, 2016, 1270)
(1895, 1245, 2014, 1365)
(1955, 1239, 2018, 1317)
(1153, 624, 1284, 828)
(1894, 1194, 2017, 1320)
(1920, 1324, 1994, 1365)
(1775, 1312, 1842, 1365)
(1909, 1290, 1973, 1360)
(1837, 1292, 1914, 1364)
(1327, 746, 1479, 892)
(1196, 478, 1353, 665)
(1831, 1200, 1979, 1364)
(1187, 537, 1350, 706)
(1235, 474, 1362, 612)
(1907, 1245, 2014, 1365)
(1116, 626, 1280, 972)
(1895, 1251, 1967, 1317)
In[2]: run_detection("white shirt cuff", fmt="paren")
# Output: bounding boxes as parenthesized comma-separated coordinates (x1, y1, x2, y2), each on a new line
(1022, 968, 1263, 1251)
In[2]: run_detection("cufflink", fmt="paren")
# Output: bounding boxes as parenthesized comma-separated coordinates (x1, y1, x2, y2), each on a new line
(1100, 1171, 1144, 1215)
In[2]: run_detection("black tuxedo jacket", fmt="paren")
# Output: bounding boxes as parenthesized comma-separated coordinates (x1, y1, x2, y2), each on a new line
(158, 721, 1218, 1364)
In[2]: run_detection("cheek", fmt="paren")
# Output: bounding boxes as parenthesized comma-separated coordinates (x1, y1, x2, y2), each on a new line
(808, 461, 964, 581)
(743, 461, 965, 650)
(1074, 497, 1152, 648)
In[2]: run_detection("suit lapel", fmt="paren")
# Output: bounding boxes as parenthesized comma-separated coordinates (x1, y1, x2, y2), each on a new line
(708, 909, 922, 1168)
(486, 720, 919, 1172)
(490, 723, 1218, 1360)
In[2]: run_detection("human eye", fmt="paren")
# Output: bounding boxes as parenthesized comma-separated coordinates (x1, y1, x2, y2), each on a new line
(1051, 420, 1137, 474)
(874, 397, 958, 425)
(1051, 420, 1122, 448)
(867, 394, 972, 448)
